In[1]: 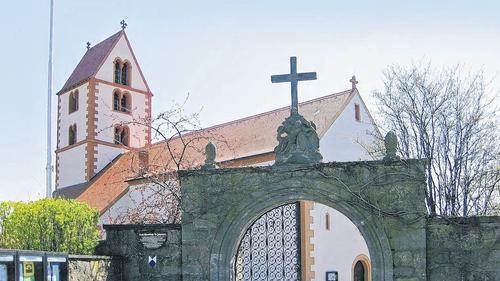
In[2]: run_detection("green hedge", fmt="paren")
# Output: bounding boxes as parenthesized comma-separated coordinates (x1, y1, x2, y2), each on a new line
(0, 198, 100, 254)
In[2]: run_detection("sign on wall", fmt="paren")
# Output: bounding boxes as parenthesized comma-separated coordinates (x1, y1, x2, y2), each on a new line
(139, 232, 167, 249)
(23, 262, 35, 281)
(326, 271, 338, 281)
(148, 256, 157, 268)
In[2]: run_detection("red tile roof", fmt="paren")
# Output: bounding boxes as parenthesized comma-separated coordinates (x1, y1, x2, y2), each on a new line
(72, 90, 356, 213)
(58, 31, 123, 94)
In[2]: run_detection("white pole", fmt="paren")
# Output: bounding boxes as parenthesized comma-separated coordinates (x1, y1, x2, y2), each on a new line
(46, 0, 54, 198)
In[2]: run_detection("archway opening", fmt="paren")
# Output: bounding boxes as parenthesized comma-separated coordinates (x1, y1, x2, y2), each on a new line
(234, 200, 372, 281)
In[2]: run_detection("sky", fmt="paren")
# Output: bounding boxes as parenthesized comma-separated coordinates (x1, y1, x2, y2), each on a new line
(0, 0, 499, 201)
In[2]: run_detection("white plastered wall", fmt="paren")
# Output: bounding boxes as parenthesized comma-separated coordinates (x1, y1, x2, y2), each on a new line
(57, 144, 87, 187)
(320, 93, 378, 162)
(101, 181, 174, 225)
(95, 144, 127, 175)
(310, 204, 370, 281)
(100, 186, 135, 225)
(95, 35, 148, 91)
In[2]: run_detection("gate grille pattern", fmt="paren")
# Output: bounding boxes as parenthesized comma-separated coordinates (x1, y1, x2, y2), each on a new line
(235, 202, 301, 281)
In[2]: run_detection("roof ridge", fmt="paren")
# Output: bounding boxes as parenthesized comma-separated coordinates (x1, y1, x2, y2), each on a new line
(147, 89, 353, 149)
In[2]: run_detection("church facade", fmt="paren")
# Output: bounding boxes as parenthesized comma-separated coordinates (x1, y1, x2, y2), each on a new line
(55, 29, 381, 281)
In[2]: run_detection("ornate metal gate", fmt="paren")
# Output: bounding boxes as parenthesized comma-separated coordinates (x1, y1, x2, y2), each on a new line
(235, 202, 301, 281)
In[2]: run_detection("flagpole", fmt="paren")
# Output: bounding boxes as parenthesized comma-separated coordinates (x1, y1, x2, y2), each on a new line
(46, 0, 54, 198)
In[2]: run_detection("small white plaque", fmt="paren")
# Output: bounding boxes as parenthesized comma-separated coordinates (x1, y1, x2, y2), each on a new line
(47, 257, 67, 263)
(139, 232, 167, 249)
(19, 256, 43, 262)
(0, 255, 14, 262)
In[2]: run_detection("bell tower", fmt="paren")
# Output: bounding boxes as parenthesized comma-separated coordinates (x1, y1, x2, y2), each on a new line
(55, 27, 152, 191)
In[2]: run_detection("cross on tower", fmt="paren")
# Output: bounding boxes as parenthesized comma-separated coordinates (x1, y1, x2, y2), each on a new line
(271, 57, 317, 115)
(120, 20, 127, 30)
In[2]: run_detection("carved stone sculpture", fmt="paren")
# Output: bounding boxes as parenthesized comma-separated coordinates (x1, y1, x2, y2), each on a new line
(274, 113, 323, 165)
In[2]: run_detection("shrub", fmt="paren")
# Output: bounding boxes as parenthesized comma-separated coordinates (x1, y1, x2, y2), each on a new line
(0, 198, 100, 254)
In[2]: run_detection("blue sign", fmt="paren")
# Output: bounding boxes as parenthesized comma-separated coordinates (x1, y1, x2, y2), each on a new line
(326, 271, 338, 281)
(148, 256, 157, 268)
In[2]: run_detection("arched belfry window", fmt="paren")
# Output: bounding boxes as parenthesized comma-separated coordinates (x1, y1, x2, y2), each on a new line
(114, 125, 130, 147)
(69, 91, 79, 113)
(68, 124, 77, 146)
(121, 62, 129, 86)
(114, 60, 121, 84)
(113, 58, 131, 86)
(113, 91, 120, 111)
(113, 90, 132, 113)
(121, 93, 131, 112)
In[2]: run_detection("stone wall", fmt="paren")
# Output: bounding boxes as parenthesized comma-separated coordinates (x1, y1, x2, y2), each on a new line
(427, 216, 500, 281)
(100, 224, 182, 281)
(68, 255, 122, 281)
(91, 160, 500, 281)
(179, 160, 428, 281)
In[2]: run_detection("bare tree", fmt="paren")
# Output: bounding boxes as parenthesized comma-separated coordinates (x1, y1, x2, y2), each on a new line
(373, 62, 499, 216)
(104, 97, 227, 224)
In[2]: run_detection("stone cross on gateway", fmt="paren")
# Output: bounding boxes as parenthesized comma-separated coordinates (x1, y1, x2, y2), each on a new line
(271, 56, 317, 115)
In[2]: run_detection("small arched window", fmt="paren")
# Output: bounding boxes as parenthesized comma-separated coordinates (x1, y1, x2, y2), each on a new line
(352, 255, 371, 281)
(121, 126, 129, 146)
(121, 62, 129, 86)
(121, 93, 130, 112)
(354, 261, 365, 281)
(68, 124, 77, 145)
(114, 126, 130, 147)
(114, 61, 121, 83)
(69, 91, 79, 113)
(113, 91, 121, 111)
(114, 127, 120, 145)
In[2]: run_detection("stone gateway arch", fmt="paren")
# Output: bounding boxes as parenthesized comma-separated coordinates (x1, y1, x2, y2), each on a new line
(179, 159, 428, 281)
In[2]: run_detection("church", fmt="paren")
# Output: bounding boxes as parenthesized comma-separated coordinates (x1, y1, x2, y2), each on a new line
(54, 28, 381, 281)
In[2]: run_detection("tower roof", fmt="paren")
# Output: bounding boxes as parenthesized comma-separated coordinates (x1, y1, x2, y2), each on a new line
(58, 31, 123, 94)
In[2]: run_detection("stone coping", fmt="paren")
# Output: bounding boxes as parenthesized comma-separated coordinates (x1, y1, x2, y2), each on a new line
(178, 158, 427, 176)
(0, 249, 67, 256)
(68, 254, 121, 260)
(427, 216, 500, 225)
(103, 223, 181, 230)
